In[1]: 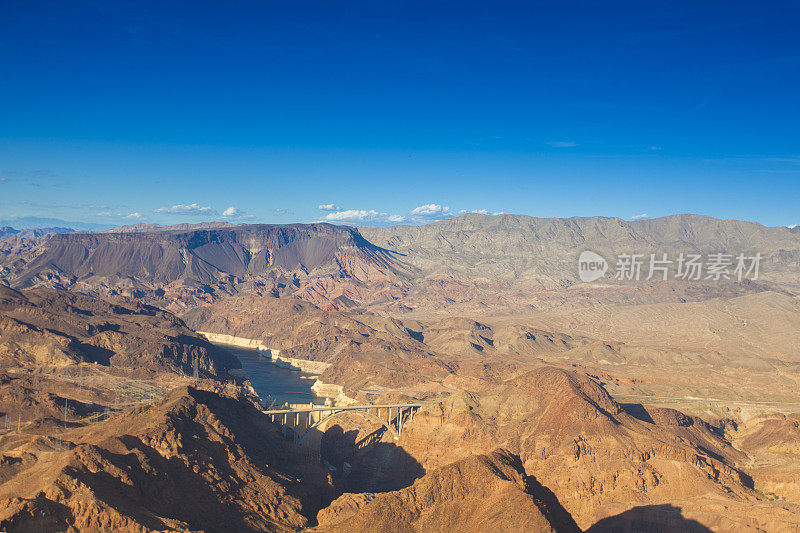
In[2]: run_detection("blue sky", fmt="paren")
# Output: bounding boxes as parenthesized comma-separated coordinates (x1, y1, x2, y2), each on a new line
(1, 1, 799, 229)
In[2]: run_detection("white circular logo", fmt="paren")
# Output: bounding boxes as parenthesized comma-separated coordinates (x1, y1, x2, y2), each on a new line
(578, 251, 608, 282)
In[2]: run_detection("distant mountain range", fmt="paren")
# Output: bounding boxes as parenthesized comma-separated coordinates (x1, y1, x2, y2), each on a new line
(0, 216, 111, 231)
(0, 227, 76, 271)
(2, 214, 800, 531)
(361, 212, 800, 295)
(1, 213, 798, 313)
(102, 221, 236, 233)
(1, 225, 74, 237)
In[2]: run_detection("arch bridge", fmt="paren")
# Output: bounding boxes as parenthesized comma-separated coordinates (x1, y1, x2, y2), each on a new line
(262, 403, 432, 445)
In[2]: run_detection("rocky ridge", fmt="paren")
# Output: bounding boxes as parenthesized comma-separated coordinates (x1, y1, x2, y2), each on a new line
(3, 213, 799, 314)
(0, 386, 339, 532)
(0, 285, 237, 377)
(316, 449, 580, 532)
(3, 223, 411, 313)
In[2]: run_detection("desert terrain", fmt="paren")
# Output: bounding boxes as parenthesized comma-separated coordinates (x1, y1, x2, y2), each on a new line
(1, 214, 799, 531)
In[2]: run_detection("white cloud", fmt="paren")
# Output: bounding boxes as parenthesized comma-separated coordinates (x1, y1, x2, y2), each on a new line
(406, 203, 456, 223)
(97, 210, 142, 219)
(319, 208, 406, 225)
(410, 204, 450, 217)
(0, 177, 8, 184)
(220, 206, 255, 220)
(318, 203, 340, 211)
(320, 204, 458, 226)
(458, 209, 490, 215)
(322, 209, 380, 221)
(546, 141, 579, 148)
(630, 213, 649, 220)
(154, 203, 215, 215)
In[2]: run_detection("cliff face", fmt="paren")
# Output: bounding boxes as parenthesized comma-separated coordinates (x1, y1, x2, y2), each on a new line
(5, 223, 411, 311)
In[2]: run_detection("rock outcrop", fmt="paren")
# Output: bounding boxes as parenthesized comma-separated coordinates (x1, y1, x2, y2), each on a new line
(183, 295, 455, 391)
(0, 285, 238, 377)
(0, 387, 340, 532)
(397, 366, 765, 529)
(317, 449, 579, 533)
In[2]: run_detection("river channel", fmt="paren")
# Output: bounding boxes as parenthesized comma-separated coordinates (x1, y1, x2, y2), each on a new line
(220, 345, 326, 407)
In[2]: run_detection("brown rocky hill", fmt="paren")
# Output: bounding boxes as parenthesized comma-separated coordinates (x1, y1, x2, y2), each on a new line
(3, 223, 411, 312)
(0, 227, 73, 277)
(527, 290, 800, 361)
(361, 213, 800, 284)
(519, 290, 800, 405)
(3, 213, 799, 314)
(359, 213, 800, 313)
(180, 295, 595, 392)
(383, 316, 585, 360)
(181, 295, 455, 391)
(316, 449, 580, 533)
(732, 413, 800, 503)
(0, 386, 339, 532)
(0, 285, 237, 377)
(396, 365, 800, 530)
(183, 295, 383, 361)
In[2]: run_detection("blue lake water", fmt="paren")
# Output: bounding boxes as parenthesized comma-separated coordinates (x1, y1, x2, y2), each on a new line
(220, 345, 326, 407)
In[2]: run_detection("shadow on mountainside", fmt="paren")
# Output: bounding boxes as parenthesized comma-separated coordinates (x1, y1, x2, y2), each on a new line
(620, 403, 655, 424)
(524, 474, 581, 532)
(587, 504, 712, 533)
(0, 387, 342, 532)
(321, 424, 425, 493)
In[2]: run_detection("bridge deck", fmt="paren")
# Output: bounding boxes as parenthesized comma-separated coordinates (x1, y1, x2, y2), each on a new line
(261, 402, 434, 415)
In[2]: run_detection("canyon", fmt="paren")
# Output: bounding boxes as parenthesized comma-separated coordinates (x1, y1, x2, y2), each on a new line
(1, 213, 799, 531)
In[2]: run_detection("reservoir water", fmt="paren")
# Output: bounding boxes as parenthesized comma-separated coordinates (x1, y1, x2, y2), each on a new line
(221, 345, 326, 407)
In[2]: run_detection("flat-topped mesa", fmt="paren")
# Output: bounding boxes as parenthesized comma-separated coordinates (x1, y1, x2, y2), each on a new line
(6, 223, 412, 309)
(4, 213, 800, 314)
